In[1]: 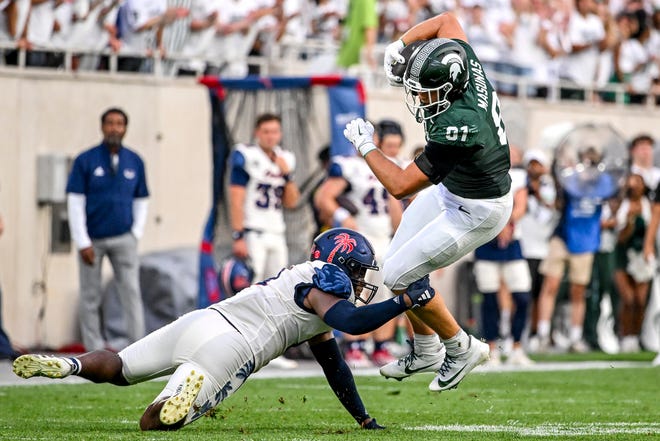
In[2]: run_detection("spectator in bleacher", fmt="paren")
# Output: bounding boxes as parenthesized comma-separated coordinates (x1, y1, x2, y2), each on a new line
(205, 0, 259, 77)
(629, 133, 660, 194)
(463, 2, 505, 87)
(175, 0, 219, 76)
(518, 149, 558, 351)
(534, 0, 571, 98)
(561, 0, 607, 100)
(536, 145, 619, 353)
(116, 0, 188, 73)
(408, 0, 455, 25)
(612, 11, 658, 104)
(309, 0, 342, 43)
(508, 0, 551, 97)
(23, 0, 56, 67)
(336, 0, 377, 70)
(614, 173, 653, 352)
(0, 0, 31, 66)
(379, 0, 410, 42)
(67, 0, 122, 71)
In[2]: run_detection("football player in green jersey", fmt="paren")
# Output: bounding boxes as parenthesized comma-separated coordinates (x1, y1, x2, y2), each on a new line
(343, 12, 513, 392)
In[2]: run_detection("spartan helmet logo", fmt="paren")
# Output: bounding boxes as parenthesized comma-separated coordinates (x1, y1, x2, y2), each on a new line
(441, 53, 464, 82)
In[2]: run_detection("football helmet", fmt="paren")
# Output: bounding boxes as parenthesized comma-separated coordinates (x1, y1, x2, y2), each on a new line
(401, 38, 470, 122)
(218, 257, 255, 298)
(310, 228, 379, 304)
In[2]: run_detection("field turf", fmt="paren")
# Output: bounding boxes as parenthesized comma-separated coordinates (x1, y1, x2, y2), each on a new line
(1, 361, 658, 440)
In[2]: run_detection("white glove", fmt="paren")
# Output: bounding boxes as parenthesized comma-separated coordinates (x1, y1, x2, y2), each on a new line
(383, 39, 406, 87)
(343, 118, 377, 157)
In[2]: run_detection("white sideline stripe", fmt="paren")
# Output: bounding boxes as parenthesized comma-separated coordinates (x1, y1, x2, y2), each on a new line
(406, 423, 660, 436)
(0, 359, 654, 386)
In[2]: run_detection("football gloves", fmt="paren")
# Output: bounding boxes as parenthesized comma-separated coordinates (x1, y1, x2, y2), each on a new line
(343, 118, 377, 157)
(383, 39, 405, 87)
(406, 275, 436, 308)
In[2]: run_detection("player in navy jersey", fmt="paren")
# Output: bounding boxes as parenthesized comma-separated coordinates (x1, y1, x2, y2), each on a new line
(344, 12, 513, 391)
(13, 229, 435, 431)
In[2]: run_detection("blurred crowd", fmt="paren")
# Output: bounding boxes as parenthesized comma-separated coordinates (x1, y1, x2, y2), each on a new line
(484, 132, 660, 359)
(1, 0, 659, 102)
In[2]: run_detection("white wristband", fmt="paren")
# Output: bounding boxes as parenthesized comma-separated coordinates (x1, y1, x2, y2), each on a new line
(333, 207, 351, 225)
(358, 142, 377, 157)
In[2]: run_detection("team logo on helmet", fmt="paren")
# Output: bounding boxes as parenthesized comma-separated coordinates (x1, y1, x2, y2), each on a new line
(441, 53, 464, 82)
(327, 233, 356, 263)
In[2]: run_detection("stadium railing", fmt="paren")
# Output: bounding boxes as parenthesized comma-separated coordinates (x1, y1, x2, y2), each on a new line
(0, 39, 657, 109)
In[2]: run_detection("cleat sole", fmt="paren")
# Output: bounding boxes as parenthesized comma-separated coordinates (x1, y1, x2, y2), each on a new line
(160, 371, 204, 426)
(12, 355, 70, 379)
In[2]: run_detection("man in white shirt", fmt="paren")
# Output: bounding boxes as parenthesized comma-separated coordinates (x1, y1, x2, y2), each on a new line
(561, 0, 607, 99)
(117, 0, 187, 72)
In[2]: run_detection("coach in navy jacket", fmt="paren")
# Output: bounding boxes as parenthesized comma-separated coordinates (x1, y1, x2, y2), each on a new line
(66, 107, 149, 352)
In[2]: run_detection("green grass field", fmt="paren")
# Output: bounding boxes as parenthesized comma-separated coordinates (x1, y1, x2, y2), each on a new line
(1, 363, 659, 441)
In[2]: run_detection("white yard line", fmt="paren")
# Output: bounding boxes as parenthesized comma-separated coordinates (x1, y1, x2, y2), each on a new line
(406, 422, 660, 436)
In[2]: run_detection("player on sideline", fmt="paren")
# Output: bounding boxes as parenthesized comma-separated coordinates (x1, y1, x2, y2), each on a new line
(343, 12, 512, 391)
(13, 228, 435, 431)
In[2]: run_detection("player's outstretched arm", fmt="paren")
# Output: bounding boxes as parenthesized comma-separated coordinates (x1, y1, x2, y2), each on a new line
(307, 286, 434, 335)
(308, 333, 384, 430)
(400, 12, 468, 45)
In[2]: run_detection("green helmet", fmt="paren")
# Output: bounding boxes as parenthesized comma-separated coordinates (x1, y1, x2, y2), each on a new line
(402, 38, 470, 122)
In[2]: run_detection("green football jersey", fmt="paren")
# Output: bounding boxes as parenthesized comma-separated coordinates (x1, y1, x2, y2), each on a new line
(423, 40, 511, 199)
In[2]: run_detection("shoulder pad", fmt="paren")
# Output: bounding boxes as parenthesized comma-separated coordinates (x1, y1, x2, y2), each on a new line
(312, 264, 352, 299)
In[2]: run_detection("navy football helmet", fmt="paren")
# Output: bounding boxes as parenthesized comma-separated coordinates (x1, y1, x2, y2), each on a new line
(310, 228, 379, 304)
(219, 258, 255, 298)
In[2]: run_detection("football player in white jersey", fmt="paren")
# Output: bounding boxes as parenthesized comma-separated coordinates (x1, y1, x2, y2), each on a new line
(13, 228, 436, 431)
(314, 120, 405, 368)
(229, 113, 300, 284)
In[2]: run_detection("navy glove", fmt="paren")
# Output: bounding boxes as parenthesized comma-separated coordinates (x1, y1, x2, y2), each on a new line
(406, 275, 435, 308)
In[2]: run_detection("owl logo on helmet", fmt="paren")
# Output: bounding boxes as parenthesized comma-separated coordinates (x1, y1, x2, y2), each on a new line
(310, 228, 379, 304)
(396, 38, 470, 123)
(218, 258, 255, 299)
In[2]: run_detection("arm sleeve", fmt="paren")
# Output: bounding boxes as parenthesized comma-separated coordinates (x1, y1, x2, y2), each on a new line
(310, 338, 370, 426)
(67, 193, 91, 249)
(323, 296, 407, 335)
(414, 140, 481, 185)
(230, 150, 250, 186)
(131, 198, 149, 239)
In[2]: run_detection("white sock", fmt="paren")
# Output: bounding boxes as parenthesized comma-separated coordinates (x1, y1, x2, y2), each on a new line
(537, 320, 551, 339)
(500, 309, 512, 337)
(569, 326, 583, 343)
(413, 333, 442, 355)
(67, 357, 81, 375)
(442, 329, 470, 355)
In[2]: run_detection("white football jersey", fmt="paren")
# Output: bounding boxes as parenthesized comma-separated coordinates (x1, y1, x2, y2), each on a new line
(331, 156, 393, 241)
(235, 144, 296, 235)
(210, 260, 353, 371)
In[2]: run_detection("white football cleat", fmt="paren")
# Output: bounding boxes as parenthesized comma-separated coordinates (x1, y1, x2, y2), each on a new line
(379, 345, 445, 380)
(505, 348, 534, 366)
(160, 370, 204, 426)
(268, 355, 299, 369)
(428, 336, 489, 392)
(652, 353, 660, 367)
(12, 354, 75, 379)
